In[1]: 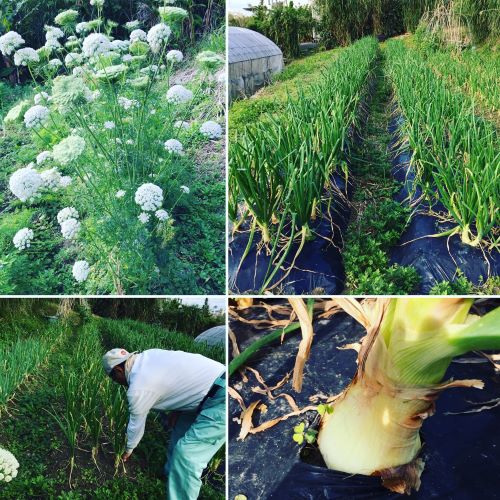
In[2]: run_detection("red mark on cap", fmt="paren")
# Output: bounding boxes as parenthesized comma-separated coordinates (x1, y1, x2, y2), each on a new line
(121, 350, 127, 355)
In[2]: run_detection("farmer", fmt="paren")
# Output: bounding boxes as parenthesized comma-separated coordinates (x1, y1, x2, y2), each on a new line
(102, 348, 225, 500)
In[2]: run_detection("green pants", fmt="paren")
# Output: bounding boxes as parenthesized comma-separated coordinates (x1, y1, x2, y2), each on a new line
(165, 376, 225, 500)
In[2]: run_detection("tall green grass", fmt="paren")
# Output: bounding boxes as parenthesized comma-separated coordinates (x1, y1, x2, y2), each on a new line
(385, 40, 499, 247)
(0, 323, 64, 410)
(229, 37, 378, 292)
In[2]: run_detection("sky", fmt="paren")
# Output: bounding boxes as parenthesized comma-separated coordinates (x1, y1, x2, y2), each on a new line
(179, 296, 226, 312)
(228, 0, 311, 16)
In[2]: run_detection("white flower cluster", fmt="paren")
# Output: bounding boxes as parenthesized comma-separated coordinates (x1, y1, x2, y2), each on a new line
(130, 29, 147, 43)
(45, 37, 61, 51)
(34, 91, 49, 105)
(111, 39, 129, 52)
(54, 10, 78, 26)
(174, 120, 190, 129)
(61, 217, 81, 240)
(76, 22, 90, 34)
(13, 227, 34, 250)
(118, 96, 138, 110)
(65, 52, 83, 66)
(82, 33, 111, 58)
(166, 50, 183, 63)
(49, 58, 62, 68)
(164, 138, 183, 154)
(115, 189, 126, 198)
(166, 84, 193, 104)
(46, 26, 64, 44)
(57, 207, 79, 224)
(155, 209, 169, 221)
(24, 105, 49, 128)
(60, 175, 72, 187)
(0, 31, 25, 56)
(52, 135, 85, 165)
(73, 260, 90, 282)
(40, 167, 62, 190)
(9, 166, 43, 201)
(36, 151, 51, 164)
(200, 120, 222, 139)
(14, 47, 39, 66)
(135, 183, 163, 211)
(138, 212, 150, 223)
(125, 20, 141, 30)
(147, 23, 171, 54)
(0, 448, 19, 482)
(180, 185, 190, 194)
(104, 121, 115, 130)
(90, 0, 105, 6)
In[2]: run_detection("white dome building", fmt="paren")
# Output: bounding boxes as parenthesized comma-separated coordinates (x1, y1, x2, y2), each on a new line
(229, 27, 283, 102)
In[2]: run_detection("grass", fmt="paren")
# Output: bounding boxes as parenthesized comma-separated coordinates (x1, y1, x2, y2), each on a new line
(0, 305, 225, 498)
(403, 34, 500, 125)
(229, 48, 341, 139)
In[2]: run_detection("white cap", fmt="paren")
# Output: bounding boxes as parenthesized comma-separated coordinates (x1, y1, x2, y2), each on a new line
(102, 348, 134, 375)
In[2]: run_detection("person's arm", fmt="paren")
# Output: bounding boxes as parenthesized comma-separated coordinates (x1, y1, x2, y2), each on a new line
(125, 389, 159, 456)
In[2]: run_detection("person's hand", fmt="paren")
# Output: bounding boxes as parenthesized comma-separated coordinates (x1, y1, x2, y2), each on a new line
(122, 451, 132, 462)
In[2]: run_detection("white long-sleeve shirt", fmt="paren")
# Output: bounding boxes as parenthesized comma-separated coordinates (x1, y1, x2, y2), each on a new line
(125, 349, 224, 452)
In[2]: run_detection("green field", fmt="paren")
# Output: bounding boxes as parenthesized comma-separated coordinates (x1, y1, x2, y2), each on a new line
(0, 300, 225, 499)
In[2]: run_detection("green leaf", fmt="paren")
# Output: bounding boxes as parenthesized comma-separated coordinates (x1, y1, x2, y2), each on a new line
(293, 433, 304, 445)
(293, 422, 305, 433)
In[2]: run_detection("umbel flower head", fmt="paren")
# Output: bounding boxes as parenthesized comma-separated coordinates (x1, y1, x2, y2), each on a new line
(13, 228, 34, 250)
(64, 52, 83, 66)
(73, 260, 90, 282)
(138, 212, 150, 224)
(36, 151, 51, 164)
(34, 92, 49, 105)
(52, 135, 86, 165)
(166, 84, 193, 104)
(41, 167, 62, 190)
(135, 183, 163, 211)
(200, 120, 222, 139)
(155, 209, 169, 221)
(60, 218, 81, 240)
(82, 33, 111, 58)
(24, 105, 49, 128)
(57, 207, 79, 224)
(158, 6, 188, 25)
(90, 0, 105, 6)
(54, 9, 79, 26)
(146, 23, 171, 54)
(0, 448, 19, 482)
(130, 29, 147, 43)
(9, 166, 43, 201)
(45, 26, 64, 41)
(196, 50, 224, 71)
(0, 31, 25, 56)
(166, 50, 183, 63)
(76, 22, 90, 34)
(14, 47, 39, 66)
(164, 138, 183, 154)
(51, 75, 90, 111)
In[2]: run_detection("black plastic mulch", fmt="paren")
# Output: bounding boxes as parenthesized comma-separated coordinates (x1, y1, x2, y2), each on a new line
(229, 307, 500, 499)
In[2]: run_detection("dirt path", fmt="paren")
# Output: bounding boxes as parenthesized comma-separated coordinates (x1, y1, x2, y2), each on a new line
(342, 48, 419, 294)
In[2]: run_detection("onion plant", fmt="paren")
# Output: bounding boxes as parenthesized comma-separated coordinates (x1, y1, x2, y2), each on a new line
(48, 368, 84, 485)
(229, 36, 378, 292)
(385, 40, 499, 247)
(318, 297, 500, 494)
(103, 379, 128, 471)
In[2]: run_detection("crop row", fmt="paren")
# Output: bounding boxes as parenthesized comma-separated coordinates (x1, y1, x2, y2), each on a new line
(0, 324, 65, 410)
(48, 322, 128, 484)
(385, 40, 499, 247)
(97, 317, 224, 363)
(229, 36, 378, 291)
(420, 47, 499, 120)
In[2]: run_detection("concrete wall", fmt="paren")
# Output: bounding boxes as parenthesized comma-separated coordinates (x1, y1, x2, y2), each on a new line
(229, 54, 284, 102)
